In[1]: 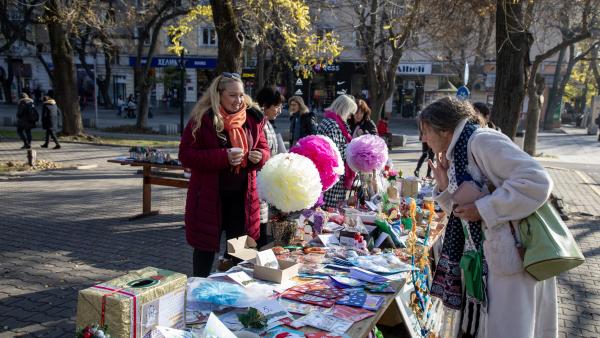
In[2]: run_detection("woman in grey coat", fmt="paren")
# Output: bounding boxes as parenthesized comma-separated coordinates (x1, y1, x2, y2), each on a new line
(41, 96, 61, 149)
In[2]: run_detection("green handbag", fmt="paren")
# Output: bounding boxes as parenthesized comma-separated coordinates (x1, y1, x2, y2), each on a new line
(515, 201, 585, 281)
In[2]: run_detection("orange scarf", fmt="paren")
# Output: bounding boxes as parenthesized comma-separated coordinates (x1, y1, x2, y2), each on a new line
(219, 103, 248, 171)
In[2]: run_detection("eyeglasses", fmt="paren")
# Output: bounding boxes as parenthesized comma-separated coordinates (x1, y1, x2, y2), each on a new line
(222, 72, 241, 79)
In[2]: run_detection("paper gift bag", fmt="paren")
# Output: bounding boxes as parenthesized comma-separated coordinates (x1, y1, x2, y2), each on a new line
(76, 267, 187, 338)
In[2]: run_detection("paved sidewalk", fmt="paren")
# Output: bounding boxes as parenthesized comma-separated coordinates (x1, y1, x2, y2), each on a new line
(1, 139, 599, 337)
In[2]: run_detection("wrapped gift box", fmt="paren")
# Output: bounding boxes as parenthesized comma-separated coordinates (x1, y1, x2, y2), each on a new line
(76, 267, 187, 338)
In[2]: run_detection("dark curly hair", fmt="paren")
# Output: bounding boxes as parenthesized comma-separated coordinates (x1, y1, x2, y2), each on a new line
(419, 97, 483, 132)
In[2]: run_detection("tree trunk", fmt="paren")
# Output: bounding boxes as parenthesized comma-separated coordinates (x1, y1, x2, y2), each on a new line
(591, 46, 600, 93)
(98, 49, 113, 107)
(0, 56, 15, 104)
(46, 0, 83, 136)
(523, 73, 545, 156)
(211, 0, 243, 73)
(134, 66, 151, 129)
(543, 46, 566, 130)
(492, 0, 533, 139)
(256, 42, 266, 89)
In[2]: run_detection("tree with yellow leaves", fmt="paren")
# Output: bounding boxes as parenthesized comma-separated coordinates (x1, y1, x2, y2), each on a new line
(168, 0, 342, 88)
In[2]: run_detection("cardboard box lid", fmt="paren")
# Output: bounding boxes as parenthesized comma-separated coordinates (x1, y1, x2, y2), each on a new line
(253, 259, 300, 284)
(227, 235, 258, 261)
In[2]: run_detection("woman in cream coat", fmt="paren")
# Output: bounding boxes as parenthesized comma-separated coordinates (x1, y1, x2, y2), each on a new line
(421, 97, 557, 338)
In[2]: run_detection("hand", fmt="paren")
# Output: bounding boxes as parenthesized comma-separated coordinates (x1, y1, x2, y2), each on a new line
(429, 152, 449, 191)
(454, 203, 482, 222)
(227, 148, 243, 166)
(248, 150, 263, 164)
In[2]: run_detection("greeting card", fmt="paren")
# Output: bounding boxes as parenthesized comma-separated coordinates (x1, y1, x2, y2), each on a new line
(289, 282, 346, 299)
(281, 290, 335, 308)
(335, 292, 385, 311)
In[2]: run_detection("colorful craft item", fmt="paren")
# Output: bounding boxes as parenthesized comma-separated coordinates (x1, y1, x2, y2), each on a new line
(290, 135, 344, 191)
(335, 291, 385, 311)
(288, 282, 346, 299)
(281, 290, 336, 308)
(345, 134, 389, 173)
(331, 304, 375, 322)
(257, 153, 323, 212)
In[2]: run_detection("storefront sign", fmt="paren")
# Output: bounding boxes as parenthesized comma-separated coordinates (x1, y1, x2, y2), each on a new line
(128, 57, 217, 69)
(397, 63, 432, 75)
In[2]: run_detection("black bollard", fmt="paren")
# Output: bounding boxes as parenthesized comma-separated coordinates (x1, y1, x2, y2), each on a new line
(27, 149, 36, 166)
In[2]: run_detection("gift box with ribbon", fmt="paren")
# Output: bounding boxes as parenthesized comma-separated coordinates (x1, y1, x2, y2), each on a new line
(76, 267, 187, 338)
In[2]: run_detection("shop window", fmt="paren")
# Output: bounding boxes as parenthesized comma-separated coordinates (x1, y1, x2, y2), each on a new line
(199, 27, 217, 46)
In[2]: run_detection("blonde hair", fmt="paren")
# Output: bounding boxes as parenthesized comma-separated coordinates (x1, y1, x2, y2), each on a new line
(189, 75, 257, 137)
(327, 95, 357, 120)
(288, 96, 309, 114)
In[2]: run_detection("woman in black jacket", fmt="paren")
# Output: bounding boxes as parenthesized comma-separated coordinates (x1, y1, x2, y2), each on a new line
(348, 99, 377, 137)
(41, 96, 61, 149)
(288, 96, 317, 147)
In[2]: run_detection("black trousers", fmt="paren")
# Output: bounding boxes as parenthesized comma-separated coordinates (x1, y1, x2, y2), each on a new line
(193, 190, 246, 277)
(44, 129, 60, 146)
(415, 142, 435, 177)
(17, 127, 32, 146)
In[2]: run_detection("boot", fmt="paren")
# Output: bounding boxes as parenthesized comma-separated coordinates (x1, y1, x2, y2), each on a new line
(53, 144, 61, 149)
(41, 143, 48, 148)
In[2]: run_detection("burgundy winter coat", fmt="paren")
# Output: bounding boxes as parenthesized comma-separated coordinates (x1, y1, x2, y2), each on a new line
(179, 107, 270, 251)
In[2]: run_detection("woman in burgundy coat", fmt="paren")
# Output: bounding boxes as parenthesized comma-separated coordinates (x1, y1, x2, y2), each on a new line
(179, 73, 270, 277)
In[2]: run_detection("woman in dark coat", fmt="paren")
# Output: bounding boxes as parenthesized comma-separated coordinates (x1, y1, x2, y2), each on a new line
(288, 96, 317, 147)
(41, 96, 61, 149)
(179, 73, 270, 277)
(348, 99, 377, 137)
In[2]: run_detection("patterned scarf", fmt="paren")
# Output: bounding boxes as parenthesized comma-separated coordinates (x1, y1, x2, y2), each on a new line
(219, 103, 248, 172)
(324, 110, 356, 189)
(430, 121, 488, 337)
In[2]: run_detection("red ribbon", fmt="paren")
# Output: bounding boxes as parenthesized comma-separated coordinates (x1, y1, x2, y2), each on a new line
(93, 285, 138, 338)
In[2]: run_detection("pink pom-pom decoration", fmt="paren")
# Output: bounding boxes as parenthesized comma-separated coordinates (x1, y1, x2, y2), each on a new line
(346, 134, 389, 173)
(290, 135, 343, 191)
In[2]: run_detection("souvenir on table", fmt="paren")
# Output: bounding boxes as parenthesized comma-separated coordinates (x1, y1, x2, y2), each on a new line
(281, 290, 336, 308)
(305, 333, 351, 338)
(292, 311, 353, 335)
(257, 153, 323, 246)
(335, 291, 385, 311)
(289, 281, 346, 299)
(348, 267, 388, 283)
(331, 304, 376, 322)
(76, 267, 187, 338)
(290, 135, 344, 192)
(264, 327, 306, 338)
(278, 298, 323, 315)
(364, 282, 396, 293)
(329, 275, 365, 289)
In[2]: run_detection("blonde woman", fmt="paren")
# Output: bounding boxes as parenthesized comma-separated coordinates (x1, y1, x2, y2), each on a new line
(317, 94, 358, 208)
(288, 95, 317, 147)
(179, 73, 270, 277)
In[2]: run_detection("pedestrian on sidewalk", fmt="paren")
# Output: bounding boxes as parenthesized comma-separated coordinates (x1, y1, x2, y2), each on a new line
(414, 118, 434, 178)
(179, 73, 270, 277)
(255, 86, 285, 248)
(317, 94, 357, 208)
(423, 97, 557, 338)
(41, 95, 61, 149)
(116, 96, 125, 116)
(348, 99, 377, 137)
(16, 93, 38, 149)
(473, 101, 500, 131)
(376, 116, 392, 147)
(595, 115, 600, 141)
(288, 96, 317, 147)
(126, 94, 136, 118)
